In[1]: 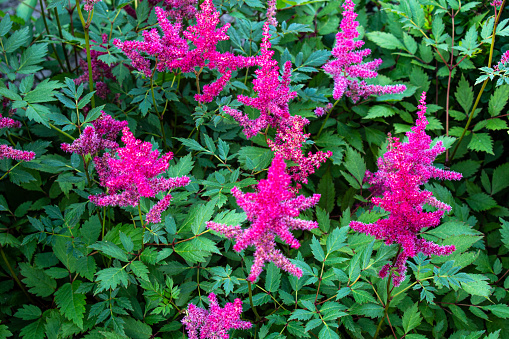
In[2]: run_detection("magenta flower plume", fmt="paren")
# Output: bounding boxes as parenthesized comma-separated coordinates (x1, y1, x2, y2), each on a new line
(349, 92, 462, 286)
(207, 155, 320, 282)
(323, 0, 405, 102)
(182, 293, 252, 339)
(114, 0, 256, 102)
(268, 115, 332, 184)
(89, 127, 190, 209)
(84, 0, 101, 11)
(224, 22, 297, 138)
(61, 112, 127, 155)
(494, 50, 509, 71)
(0, 114, 35, 162)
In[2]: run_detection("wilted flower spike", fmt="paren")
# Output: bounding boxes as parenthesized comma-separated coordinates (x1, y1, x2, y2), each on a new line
(89, 127, 190, 208)
(350, 92, 462, 286)
(323, 0, 406, 102)
(182, 293, 251, 339)
(207, 155, 320, 282)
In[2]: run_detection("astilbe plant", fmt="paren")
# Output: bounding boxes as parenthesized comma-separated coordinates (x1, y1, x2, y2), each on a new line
(207, 154, 320, 282)
(224, 22, 296, 138)
(89, 127, 190, 223)
(182, 293, 251, 339)
(61, 112, 127, 155)
(322, 0, 406, 102)
(0, 114, 35, 161)
(114, 0, 257, 103)
(350, 92, 463, 286)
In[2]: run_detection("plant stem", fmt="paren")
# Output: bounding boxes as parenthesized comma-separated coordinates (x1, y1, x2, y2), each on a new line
(150, 63, 167, 149)
(0, 246, 35, 304)
(76, 1, 95, 108)
(248, 281, 261, 321)
(317, 99, 340, 138)
(54, 8, 72, 72)
(448, 0, 506, 164)
(39, 0, 66, 71)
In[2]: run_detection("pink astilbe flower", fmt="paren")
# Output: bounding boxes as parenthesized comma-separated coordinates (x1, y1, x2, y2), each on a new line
(114, 0, 256, 102)
(314, 102, 333, 117)
(224, 22, 297, 138)
(84, 0, 101, 11)
(266, 0, 277, 27)
(89, 127, 190, 207)
(207, 155, 320, 282)
(494, 50, 509, 71)
(0, 115, 35, 162)
(491, 0, 503, 7)
(267, 116, 332, 184)
(323, 0, 406, 102)
(182, 293, 252, 339)
(61, 113, 127, 155)
(349, 92, 462, 286)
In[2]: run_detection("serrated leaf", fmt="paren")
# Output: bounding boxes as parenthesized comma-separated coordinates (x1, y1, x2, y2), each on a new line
(488, 85, 509, 117)
(238, 146, 273, 171)
(455, 74, 473, 114)
(95, 267, 129, 293)
(19, 263, 56, 297)
(311, 236, 325, 262)
(318, 170, 335, 213)
(402, 303, 422, 333)
(326, 226, 348, 254)
(492, 163, 509, 195)
(3, 27, 29, 53)
(466, 193, 497, 211)
(364, 105, 395, 119)
(482, 304, 509, 319)
(467, 133, 494, 154)
(265, 263, 281, 293)
(89, 241, 129, 262)
(54, 281, 86, 329)
(366, 32, 404, 50)
(344, 147, 365, 186)
(461, 274, 491, 297)
(131, 261, 150, 281)
(14, 305, 42, 321)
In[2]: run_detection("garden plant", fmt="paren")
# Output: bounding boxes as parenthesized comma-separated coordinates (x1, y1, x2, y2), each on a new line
(1, 0, 509, 337)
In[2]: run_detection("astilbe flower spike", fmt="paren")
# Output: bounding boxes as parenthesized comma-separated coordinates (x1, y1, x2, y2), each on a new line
(0, 115, 35, 162)
(349, 92, 462, 286)
(114, 0, 257, 102)
(224, 22, 297, 138)
(323, 0, 406, 102)
(207, 155, 320, 282)
(89, 127, 190, 220)
(267, 115, 332, 184)
(61, 112, 127, 155)
(182, 293, 251, 339)
(84, 0, 101, 11)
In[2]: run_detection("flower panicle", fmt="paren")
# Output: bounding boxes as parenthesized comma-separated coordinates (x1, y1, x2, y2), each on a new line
(0, 114, 35, 162)
(350, 92, 462, 286)
(182, 293, 251, 339)
(207, 155, 320, 282)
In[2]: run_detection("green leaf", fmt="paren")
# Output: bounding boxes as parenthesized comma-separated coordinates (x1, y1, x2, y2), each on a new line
(467, 133, 494, 154)
(123, 317, 152, 339)
(311, 236, 325, 262)
(344, 147, 365, 186)
(14, 305, 42, 321)
(0, 14, 12, 37)
(54, 281, 86, 329)
(238, 146, 273, 171)
(130, 261, 150, 282)
(461, 274, 491, 297)
(19, 318, 45, 339)
(168, 153, 194, 177)
(0, 324, 12, 338)
(191, 201, 215, 235)
(19, 263, 56, 297)
(89, 240, 129, 262)
(466, 193, 497, 211)
(482, 304, 509, 319)
(402, 303, 422, 334)
(95, 267, 129, 293)
(492, 163, 509, 195)
(364, 105, 395, 119)
(500, 218, 509, 251)
(326, 226, 348, 254)
(318, 170, 335, 213)
(318, 326, 339, 339)
(488, 85, 509, 117)
(455, 74, 473, 114)
(403, 32, 418, 54)
(175, 241, 208, 263)
(17, 44, 48, 74)
(3, 27, 29, 53)
(265, 263, 281, 293)
(366, 32, 405, 50)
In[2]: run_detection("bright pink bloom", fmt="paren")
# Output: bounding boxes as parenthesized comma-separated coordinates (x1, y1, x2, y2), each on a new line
(145, 194, 172, 224)
(268, 116, 331, 184)
(84, 0, 101, 11)
(266, 0, 277, 27)
(225, 23, 297, 138)
(61, 113, 127, 155)
(350, 93, 462, 286)
(491, 0, 503, 7)
(89, 127, 190, 207)
(207, 155, 320, 282)
(494, 50, 509, 71)
(114, 0, 256, 102)
(314, 103, 333, 117)
(182, 293, 251, 339)
(323, 0, 405, 102)
(0, 115, 35, 162)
